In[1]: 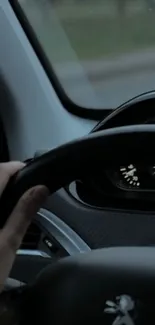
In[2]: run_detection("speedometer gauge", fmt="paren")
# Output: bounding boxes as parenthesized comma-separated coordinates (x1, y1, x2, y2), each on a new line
(120, 164, 140, 188)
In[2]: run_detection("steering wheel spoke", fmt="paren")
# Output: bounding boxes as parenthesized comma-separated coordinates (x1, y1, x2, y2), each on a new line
(19, 247, 155, 324)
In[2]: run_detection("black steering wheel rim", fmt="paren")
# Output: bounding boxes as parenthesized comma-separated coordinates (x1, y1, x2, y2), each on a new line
(1, 124, 155, 226)
(2, 124, 155, 325)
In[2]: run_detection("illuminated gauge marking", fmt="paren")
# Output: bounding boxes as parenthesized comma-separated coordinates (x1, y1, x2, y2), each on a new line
(120, 164, 140, 188)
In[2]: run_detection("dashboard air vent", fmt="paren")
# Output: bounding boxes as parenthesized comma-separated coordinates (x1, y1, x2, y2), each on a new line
(20, 223, 41, 249)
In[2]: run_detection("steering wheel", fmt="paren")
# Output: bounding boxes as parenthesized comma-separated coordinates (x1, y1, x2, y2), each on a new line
(1, 124, 155, 325)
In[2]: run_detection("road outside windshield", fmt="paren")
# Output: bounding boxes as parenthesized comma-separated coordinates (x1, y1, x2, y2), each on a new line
(19, 0, 155, 109)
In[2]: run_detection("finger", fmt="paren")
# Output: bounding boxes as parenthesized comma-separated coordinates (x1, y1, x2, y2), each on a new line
(0, 186, 49, 291)
(3, 185, 49, 250)
(0, 162, 25, 196)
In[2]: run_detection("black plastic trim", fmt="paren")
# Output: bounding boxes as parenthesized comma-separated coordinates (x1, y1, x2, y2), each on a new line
(9, 0, 111, 120)
(44, 189, 155, 249)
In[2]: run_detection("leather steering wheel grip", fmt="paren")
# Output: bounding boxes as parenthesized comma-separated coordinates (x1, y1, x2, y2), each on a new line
(0, 124, 155, 227)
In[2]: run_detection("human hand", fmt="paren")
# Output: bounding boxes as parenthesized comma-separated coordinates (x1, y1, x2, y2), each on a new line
(0, 162, 49, 293)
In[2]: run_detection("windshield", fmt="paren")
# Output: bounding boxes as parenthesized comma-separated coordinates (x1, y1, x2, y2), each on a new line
(17, 0, 155, 109)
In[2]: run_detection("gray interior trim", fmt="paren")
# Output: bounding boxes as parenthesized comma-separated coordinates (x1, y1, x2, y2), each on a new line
(4, 278, 25, 290)
(36, 208, 91, 255)
(17, 249, 50, 258)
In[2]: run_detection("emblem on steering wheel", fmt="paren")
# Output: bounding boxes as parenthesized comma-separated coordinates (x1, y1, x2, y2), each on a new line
(104, 295, 135, 325)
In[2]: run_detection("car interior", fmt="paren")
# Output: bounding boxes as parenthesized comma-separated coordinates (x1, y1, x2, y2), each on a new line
(1, 0, 155, 324)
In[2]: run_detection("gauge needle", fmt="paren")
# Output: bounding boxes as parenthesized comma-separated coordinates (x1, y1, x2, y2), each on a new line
(126, 168, 136, 176)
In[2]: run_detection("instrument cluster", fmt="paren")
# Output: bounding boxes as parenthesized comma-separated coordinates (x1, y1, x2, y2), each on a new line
(109, 163, 155, 192)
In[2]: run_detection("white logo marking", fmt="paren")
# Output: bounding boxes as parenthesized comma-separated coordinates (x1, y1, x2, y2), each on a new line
(104, 295, 135, 325)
